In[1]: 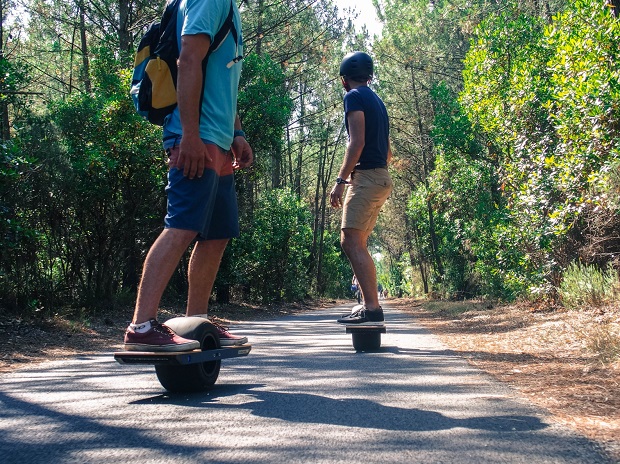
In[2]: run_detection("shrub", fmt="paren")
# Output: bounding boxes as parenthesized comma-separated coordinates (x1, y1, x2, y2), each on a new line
(234, 188, 313, 303)
(559, 262, 620, 308)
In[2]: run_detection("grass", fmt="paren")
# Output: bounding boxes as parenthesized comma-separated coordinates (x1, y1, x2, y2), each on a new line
(583, 322, 620, 366)
(559, 262, 620, 309)
(421, 299, 493, 317)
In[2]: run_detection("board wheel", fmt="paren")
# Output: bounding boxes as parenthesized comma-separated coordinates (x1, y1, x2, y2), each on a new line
(352, 331, 381, 351)
(155, 317, 221, 392)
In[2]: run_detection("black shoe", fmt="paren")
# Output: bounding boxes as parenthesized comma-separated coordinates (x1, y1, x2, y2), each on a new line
(337, 307, 384, 325)
(342, 304, 364, 318)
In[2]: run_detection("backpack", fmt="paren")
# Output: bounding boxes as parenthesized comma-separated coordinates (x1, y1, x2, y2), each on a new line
(130, 0, 241, 126)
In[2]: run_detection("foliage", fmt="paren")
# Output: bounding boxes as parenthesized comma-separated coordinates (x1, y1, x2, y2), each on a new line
(237, 52, 294, 156)
(461, 9, 560, 299)
(5, 0, 620, 314)
(0, 137, 41, 310)
(544, 0, 620, 236)
(233, 188, 313, 303)
(0, 51, 47, 311)
(559, 261, 620, 309)
(0, 49, 165, 312)
(0, 54, 30, 103)
(460, 0, 620, 300)
(46, 65, 164, 308)
(312, 229, 351, 298)
(404, 81, 519, 299)
(376, 252, 413, 298)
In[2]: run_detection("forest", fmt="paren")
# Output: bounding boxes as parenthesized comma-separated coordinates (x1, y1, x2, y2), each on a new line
(1, 0, 619, 315)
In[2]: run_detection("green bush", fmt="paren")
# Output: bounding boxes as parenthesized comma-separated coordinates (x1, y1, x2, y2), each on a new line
(559, 262, 620, 308)
(314, 229, 351, 299)
(234, 188, 313, 303)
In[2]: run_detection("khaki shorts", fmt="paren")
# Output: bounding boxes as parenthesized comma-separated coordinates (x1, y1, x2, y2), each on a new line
(342, 168, 393, 231)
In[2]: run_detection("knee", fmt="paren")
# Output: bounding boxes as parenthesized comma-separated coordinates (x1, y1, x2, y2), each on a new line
(340, 230, 362, 255)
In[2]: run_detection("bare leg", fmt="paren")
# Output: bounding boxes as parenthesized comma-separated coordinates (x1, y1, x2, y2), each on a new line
(133, 228, 197, 324)
(186, 238, 229, 316)
(340, 228, 381, 310)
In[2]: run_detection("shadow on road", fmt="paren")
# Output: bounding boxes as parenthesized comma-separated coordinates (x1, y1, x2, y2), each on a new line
(132, 384, 547, 433)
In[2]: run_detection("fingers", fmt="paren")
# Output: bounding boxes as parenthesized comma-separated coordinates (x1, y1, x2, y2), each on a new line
(330, 187, 343, 208)
(231, 138, 253, 170)
(234, 149, 253, 169)
(177, 141, 212, 179)
(167, 149, 179, 170)
(183, 155, 205, 179)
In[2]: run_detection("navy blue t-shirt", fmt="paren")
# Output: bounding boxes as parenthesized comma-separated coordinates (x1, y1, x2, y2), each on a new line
(343, 85, 389, 170)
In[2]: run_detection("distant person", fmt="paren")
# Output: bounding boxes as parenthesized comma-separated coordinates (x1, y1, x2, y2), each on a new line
(351, 275, 362, 304)
(123, 0, 252, 352)
(329, 51, 393, 325)
(351, 275, 359, 294)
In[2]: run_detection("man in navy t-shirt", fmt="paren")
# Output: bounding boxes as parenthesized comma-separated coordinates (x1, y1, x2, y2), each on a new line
(330, 51, 394, 325)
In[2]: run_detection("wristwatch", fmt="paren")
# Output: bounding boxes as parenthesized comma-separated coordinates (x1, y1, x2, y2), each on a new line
(336, 177, 349, 185)
(233, 129, 246, 138)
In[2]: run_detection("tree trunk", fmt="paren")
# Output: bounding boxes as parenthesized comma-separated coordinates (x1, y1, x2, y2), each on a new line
(409, 64, 443, 281)
(78, 1, 92, 92)
(294, 78, 305, 196)
(256, 0, 264, 55)
(118, 0, 131, 54)
(0, 2, 9, 140)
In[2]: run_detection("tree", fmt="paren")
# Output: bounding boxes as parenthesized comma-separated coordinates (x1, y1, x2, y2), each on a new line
(232, 188, 313, 303)
(374, 0, 478, 294)
(459, 0, 619, 299)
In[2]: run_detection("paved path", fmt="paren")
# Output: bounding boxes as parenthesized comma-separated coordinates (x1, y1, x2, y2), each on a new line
(0, 305, 611, 463)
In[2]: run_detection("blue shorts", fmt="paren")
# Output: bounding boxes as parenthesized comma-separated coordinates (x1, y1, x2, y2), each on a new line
(164, 143, 239, 241)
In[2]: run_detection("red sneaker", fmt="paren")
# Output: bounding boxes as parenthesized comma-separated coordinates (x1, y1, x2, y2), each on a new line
(124, 319, 200, 352)
(208, 316, 248, 346)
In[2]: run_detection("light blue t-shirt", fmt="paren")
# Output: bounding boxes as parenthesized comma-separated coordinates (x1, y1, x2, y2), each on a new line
(163, 0, 243, 150)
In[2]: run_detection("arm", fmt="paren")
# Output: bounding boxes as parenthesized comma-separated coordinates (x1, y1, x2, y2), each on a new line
(387, 139, 393, 165)
(175, 33, 212, 179)
(330, 110, 365, 208)
(231, 115, 253, 169)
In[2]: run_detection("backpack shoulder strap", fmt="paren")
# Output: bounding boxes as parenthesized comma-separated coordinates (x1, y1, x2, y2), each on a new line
(207, 0, 242, 67)
(211, 0, 236, 51)
(155, 0, 181, 55)
(161, 0, 181, 29)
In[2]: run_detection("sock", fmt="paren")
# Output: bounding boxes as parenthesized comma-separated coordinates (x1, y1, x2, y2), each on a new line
(129, 320, 153, 333)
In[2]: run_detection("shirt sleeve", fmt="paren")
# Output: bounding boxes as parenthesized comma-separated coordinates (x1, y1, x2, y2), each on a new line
(343, 89, 364, 114)
(181, 0, 228, 41)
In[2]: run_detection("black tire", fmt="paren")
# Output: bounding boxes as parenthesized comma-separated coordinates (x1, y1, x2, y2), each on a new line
(352, 331, 381, 352)
(155, 317, 221, 392)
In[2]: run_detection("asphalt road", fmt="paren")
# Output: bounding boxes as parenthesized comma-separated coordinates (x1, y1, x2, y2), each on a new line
(0, 304, 612, 464)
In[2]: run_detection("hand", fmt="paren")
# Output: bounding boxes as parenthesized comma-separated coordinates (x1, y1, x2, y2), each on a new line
(173, 134, 212, 179)
(231, 135, 253, 170)
(330, 183, 346, 208)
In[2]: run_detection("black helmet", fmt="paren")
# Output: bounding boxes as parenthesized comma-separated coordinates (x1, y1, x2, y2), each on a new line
(339, 51, 373, 81)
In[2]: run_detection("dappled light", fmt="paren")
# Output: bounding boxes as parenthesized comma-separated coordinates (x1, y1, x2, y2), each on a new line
(2, 306, 608, 463)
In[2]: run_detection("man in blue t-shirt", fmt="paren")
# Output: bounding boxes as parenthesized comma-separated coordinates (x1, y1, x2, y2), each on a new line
(330, 51, 393, 326)
(124, 0, 253, 352)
